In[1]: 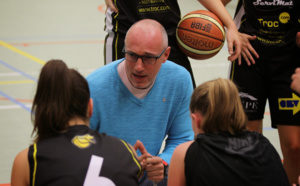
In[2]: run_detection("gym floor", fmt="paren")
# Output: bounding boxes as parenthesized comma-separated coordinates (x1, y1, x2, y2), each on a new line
(0, 0, 280, 184)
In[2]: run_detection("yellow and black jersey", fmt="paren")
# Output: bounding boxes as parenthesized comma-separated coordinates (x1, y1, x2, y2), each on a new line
(28, 125, 141, 186)
(105, 0, 181, 37)
(233, 0, 300, 62)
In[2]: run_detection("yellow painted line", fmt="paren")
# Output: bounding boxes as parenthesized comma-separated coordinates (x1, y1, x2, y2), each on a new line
(0, 80, 35, 85)
(0, 40, 46, 65)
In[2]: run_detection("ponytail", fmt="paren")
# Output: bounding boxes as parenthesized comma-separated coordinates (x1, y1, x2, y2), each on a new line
(31, 60, 90, 142)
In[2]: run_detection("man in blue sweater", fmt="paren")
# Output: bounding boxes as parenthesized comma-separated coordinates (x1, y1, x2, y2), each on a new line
(86, 19, 193, 186)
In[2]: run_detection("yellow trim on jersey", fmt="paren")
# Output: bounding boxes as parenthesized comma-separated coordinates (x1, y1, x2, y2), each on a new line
(32, 143, 38, 186)
(230, 60, 236, 80)
(120, 140, 142, 177)
(115, 33, 119, 60)
(114, 0, 119, 60)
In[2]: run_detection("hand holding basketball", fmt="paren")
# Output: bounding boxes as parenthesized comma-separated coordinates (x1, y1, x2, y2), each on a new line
(176, 10, 225, 60)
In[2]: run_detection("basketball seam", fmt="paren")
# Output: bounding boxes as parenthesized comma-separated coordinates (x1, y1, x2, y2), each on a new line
(177, 26, 224, 42)
(178, 14, 225, 40)
(176, 11, 226, 57)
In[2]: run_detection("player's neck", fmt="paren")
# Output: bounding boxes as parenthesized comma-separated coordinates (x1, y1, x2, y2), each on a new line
(68, 118, 88, 127)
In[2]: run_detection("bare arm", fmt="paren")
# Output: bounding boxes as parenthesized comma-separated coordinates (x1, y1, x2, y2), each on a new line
(104, 0, 118, 13)
(221, 0, 259, 65)
(221, 0, 232, 6)
(11, 148, 29, 186)
(198, 0, 241, 62)
(167, 141, 193, 186)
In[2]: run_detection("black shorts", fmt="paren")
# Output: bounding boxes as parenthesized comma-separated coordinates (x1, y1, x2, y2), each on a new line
(104, 32, 196, 88)
(230, 58, 300, 128)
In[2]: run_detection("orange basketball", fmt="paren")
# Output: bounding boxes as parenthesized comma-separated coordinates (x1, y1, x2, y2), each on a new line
(176, 10, 225, 60)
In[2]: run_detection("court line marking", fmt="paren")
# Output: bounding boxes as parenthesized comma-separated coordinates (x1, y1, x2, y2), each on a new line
(0, 91, 31, 113)
(0, 40, 46, 65)
(8, 40, 104, 47)
(0, 104, 32, 110)
(0, 60, 38, 81)
(0, 80, 35, 85)
(97, 4, 106, 13)
(0, 97, 32, 102)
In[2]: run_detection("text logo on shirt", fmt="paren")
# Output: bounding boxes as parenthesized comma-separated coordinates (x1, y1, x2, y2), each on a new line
(253, 0, 293, 6)
(278, 93, 300, 115)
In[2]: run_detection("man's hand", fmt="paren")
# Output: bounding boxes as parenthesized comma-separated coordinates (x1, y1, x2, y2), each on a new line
(145, 156, 165, 183)
(133, 140, 165, 183)
(134, 140, 151, 175)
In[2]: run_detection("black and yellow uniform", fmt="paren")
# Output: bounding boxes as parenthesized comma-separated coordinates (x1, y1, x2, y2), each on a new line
(185, 131, 289, 186)
(230, 0, 300, 127)
(28, 125, 141, 186)
(104, 0, 196, 87)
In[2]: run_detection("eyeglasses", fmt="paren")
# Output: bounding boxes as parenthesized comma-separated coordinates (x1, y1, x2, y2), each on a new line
(123, 47, 168, 65)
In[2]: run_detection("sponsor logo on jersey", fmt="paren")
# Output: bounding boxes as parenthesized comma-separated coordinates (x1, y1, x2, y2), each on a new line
(72, 134, 96, 149)
(257, 12, 290, 28)
(279, 12, 290, 23)
(239, 92, 259, 112)
(253, 0, 293, 6)
(278, 93, 300, 115)
(225, 136, 259, 155)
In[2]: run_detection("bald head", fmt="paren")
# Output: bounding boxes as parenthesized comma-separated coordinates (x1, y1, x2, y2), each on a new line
(125, 19, 168, 49)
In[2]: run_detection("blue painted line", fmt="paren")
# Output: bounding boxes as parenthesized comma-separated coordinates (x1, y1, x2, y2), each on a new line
(263, 127, 274, 131)
(0, 91, 31, 113)
(0, 60, 37, 81)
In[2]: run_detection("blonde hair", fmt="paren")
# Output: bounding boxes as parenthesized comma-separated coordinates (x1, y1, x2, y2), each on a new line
(190, 78, 247, 135)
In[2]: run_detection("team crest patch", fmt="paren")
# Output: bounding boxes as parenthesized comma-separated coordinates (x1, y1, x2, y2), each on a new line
(72, 134, 96, 149)
(278, 93, 300, 115)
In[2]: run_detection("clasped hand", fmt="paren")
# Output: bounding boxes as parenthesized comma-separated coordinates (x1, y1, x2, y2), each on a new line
(134, 140, 165, 183)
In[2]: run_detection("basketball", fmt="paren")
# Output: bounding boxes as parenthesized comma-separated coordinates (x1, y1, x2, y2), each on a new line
(176, 10, 225, 60)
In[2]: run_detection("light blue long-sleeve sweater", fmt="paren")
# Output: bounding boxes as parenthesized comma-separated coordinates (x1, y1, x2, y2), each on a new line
(86, 59, 194, 164)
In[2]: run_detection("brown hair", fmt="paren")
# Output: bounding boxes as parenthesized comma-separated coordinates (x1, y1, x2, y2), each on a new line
(31, 60, 90, 142)
(190, 78, 247, 135)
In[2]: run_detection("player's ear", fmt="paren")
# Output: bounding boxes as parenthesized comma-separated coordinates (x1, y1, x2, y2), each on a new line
(191, 112, 203, 131)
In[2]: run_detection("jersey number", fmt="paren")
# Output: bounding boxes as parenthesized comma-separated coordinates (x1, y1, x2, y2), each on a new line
(84, 155, 116, 186)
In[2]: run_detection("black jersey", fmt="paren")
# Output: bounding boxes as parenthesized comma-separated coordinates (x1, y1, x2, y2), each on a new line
(105, 0, 181, 37)
(185, 131, 289, 186)
(233, 0, 300, 62)
(28, 125, 141, 186)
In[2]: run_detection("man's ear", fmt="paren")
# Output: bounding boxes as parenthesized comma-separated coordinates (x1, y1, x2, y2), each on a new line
(88, 98, 93, 118)
(162, 46, 171, 63)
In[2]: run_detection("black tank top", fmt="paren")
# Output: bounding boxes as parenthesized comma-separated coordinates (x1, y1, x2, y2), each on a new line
(185, 131, 289, 186)
(233, 0, 300, 62)
(28, 125, 141, 186)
